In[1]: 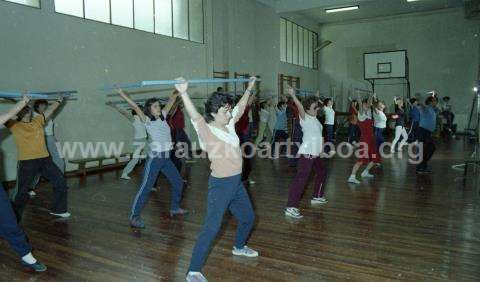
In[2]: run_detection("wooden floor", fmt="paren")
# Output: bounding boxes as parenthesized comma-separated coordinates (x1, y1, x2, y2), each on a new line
(1, 139, 479, 282)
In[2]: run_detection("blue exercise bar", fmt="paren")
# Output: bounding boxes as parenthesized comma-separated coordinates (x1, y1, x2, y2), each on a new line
(0, 90, 78, 101)
(102, 78, 259, 91)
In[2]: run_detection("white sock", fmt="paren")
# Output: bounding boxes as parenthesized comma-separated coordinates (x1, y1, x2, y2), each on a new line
(349, 174, 356, 179)
(362, 170, 369, 175)
(22, 253, 37, 264)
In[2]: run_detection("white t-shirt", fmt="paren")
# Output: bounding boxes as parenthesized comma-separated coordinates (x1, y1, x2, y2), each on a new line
(145, 112, 172, 153)
(373, 110, 387, 129)
(324, 106, 335, 125)
(298, 114, 324, 156)
(192, 106, 241, 150)
(132, 115, 147, 139)
(259, 109, 270, 123)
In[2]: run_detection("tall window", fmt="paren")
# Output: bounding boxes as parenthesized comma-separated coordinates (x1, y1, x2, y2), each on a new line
(2, 0, 40, 8)
(280, 18, 318, 69)
(54, 0, 204, 43)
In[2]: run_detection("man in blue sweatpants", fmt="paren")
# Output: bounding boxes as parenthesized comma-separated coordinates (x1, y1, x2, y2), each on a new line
(0, 184, 46, 271)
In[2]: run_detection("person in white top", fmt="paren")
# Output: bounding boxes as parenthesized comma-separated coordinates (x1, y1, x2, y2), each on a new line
(284, 86, 329, 219)
(373, 99, 387, 152)
(116, 89, 186, 229)
(323, 98, 335, 154)
(28, 100, 66, 196)
(254, 98, 273, 145)
(107, 102, 148, 180)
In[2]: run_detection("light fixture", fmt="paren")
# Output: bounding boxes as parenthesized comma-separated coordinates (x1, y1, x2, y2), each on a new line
(406, 0, 421, 2)
(474, 87, 478, 92)
(325, 5, 359, 13)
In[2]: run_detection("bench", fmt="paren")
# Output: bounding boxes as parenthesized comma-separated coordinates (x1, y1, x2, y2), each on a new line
(69, 153, 133, 177)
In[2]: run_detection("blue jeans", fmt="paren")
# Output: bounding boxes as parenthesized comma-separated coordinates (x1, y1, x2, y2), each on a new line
(0, 183, 31, 257)
(374, 127, 384, 152)
(188, 174, 255, 272)
(130, 151, 183, 219)
(325, 124, 334, 152)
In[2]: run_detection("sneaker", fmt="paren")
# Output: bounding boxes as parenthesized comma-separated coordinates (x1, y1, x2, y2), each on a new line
(186, 272, 207, 282)
(120, 174, 131, 180)
(284, 207, 303, 219)
(232, 245, 259, 257)
(50, 212, 71, 218)
(361, 171, 374, 178)
(311, 197, 328, 205)
(170, 208, 188, 217)
(22, 261, 47, 272)
(28, 191, 36, 198)
(416, 168, 432, 174)
(130, 217, 145, 229)
(348, 175, 361, 184)
(248, 180, 256, 185)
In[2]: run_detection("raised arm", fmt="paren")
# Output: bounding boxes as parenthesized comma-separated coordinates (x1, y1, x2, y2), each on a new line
(0, 95, 30, 125)
(174, 77, 202, 121)
(234, 77, 257, 117)
(43, 97, 63, 120)
(106, 101, 133, 121)
(286, 85, 305, 119)
(163, 91, 180, 116)
(116, 89, 147, 122)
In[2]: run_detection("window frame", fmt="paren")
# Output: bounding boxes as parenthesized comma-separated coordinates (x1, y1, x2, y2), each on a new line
(280, 17, 318, 70)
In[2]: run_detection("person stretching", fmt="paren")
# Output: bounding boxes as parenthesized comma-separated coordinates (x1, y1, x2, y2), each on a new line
(284, 86, 328, 219)
(176, 77, 259, 282)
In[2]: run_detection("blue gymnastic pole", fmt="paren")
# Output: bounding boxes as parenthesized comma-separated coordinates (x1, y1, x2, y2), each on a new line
(101, 78, 260, 91)
(0, 91, 78, 101)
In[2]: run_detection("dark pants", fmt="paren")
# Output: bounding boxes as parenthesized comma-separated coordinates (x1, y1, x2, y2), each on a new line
(171, 128, 191, 173)
(287, 155, 328, 207)
(417, 127, 435, 171)
(408, 121, 419, 143)
(325, 124, 334, 152)
(374, 127, 384, 152)
(0, 184, 31, 257)
(14, 157, 68, 221)
(239, 133, 253, 181)
(271, 129, 289, 156)
(348, 123, 360, 143)
(188, 174, 255, 272)
(288, 120, 303, 166)
(130, 152, 183, 219)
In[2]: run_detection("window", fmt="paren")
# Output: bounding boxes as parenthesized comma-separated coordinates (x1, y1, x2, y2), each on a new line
(53, 0, 204, 43)
(2, 0, 40, 8)
(280, 18, 318, 69)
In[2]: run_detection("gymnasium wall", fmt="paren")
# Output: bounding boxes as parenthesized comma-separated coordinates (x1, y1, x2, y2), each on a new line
(0, 0, 320, 180)
(318, 8, 480, 128)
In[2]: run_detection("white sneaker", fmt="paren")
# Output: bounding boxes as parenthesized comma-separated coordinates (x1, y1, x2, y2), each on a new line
(186, 272, 208, 282)
(232, 246, 259, 257)
(120, 174, 131, 180)
(311, 197, 328, 205)
(28, 191, 36, 198)
(348, 176, 361, 184)
(284, 207, 303, 219)
(50, 212, 71, 218)
(248, 180, 256, 185)
(361, 171, 374, 178)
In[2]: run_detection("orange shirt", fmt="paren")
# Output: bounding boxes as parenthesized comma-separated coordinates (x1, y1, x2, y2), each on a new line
(6, 115, 49, 161)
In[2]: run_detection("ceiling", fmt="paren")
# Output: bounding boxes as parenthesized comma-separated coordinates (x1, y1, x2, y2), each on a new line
(257, 0, 465, 24)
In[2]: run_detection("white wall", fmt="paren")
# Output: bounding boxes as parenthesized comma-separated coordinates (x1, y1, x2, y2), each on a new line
(319, 8, 480, 123)
(0, 0, 320, 180)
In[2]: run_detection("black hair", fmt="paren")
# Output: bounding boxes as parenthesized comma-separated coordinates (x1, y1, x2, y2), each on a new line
(323, 98, 332, 105)
(277, 101, 286, 109)
(17, 105, 31, 121)
(259, 101, 268, 109)
(131, 104, 144, 116)
(425, 96, 436, 105)
(302, 96, 319, 111)
(443, 96, 450, 101)
(144, 98, 164, 121)
(204, 92, 233, 123)
(33, 99, 48, 113)
(216, 87, 224, 93)
(409, 97, 417, 104)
